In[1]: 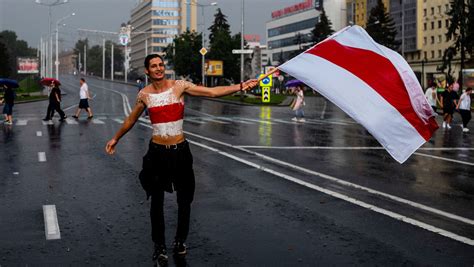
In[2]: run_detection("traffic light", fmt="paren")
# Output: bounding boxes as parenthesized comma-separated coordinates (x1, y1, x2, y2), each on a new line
(262, 86, 270, 103)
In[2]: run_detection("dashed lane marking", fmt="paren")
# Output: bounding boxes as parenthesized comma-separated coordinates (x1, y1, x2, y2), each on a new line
(38, 152, 46, 162)
(36, 131, 42, 137)
(16, 119, 27, 126)
(42, 205, 61, 240)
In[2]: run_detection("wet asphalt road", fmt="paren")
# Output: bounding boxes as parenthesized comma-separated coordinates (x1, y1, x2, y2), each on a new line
(0, 75, 473, 266)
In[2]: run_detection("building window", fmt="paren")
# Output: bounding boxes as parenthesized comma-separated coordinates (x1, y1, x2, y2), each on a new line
(446, 19, 449, 27)
(417, 53, 420, 60)
(438, 20, 442, 28)
(438, 35, 442, 43)
(438, 50, 442, 58)
(431, 36, 434, 44)
(153, 19, 179, 26)
(431, 7, 434, 15)
(152, 46, 164, 53)
(267, 18, 318, 38)
(423, 8, 426, 17)
(423, 23, 427, 30)
(152, 1, 179, 8)
(431, 21, 434, 29)
(438, 6, 441, 14)
(431, 51, 435, 58)
(152, 10, 179, 17)
(423, 37, 427, 45)
(424, 51, 427, 59)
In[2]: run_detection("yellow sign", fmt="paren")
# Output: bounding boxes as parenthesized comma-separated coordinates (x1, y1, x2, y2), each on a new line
(199, 47, 208, 56)
(205, 60, 223, 76)
(262, 86, 271, 103)
(259, 74, 273, 87)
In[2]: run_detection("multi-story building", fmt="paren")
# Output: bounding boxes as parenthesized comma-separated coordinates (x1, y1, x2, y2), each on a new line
(266, 0, 346, 65)
(129, 0, 197, 75)
(347, 0, 460, 87)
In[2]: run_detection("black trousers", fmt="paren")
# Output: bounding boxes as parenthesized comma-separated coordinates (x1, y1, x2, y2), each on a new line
(46, 102, 65, 119)
(140, 140, 195, 246)
(459, 109, 472, 128)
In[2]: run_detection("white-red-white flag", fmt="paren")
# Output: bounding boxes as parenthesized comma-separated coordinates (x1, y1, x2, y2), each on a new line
(279, 25, 438, 163)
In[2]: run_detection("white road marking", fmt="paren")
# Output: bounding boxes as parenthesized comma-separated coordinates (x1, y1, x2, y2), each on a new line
(66, 118, 78, 125)
(235, 145, 474, 151)
(184, 118, 206, 124)
(185, 131, 474, 226)
(36, 131, 43, 137)
(42, 120, 53, 125)
(38, 152, 46, 162)
(201, 117, 230, 124)
(240, 118, 275, 125)
(187, 139, 474, 246)
(414, 152, 474, 167)
(16, 119, 27, 126)
(42, 205, 61, 240)
(113, 118, 124, 124)
(91, 119, 105, 124)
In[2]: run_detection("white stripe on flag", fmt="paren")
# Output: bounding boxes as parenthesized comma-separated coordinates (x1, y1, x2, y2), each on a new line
(279, 53, 425, 163)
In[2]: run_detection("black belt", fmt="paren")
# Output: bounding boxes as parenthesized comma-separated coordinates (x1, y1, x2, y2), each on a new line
(150, 140, 188, 150)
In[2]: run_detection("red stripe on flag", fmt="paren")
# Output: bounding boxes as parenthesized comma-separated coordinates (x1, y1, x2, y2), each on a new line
(148, 103, 184, 124)
(306, 40, 437, 140)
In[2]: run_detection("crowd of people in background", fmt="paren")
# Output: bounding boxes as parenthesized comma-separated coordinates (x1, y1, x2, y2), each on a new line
(424, 78, 472, 132)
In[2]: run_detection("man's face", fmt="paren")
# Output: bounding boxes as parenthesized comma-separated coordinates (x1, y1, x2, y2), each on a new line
(80, 80, 83, 86)
(145, 57, 165, 81)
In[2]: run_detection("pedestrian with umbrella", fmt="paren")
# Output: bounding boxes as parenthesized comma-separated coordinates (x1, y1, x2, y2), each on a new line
(0, 78, 19, 125)
(286, 79, 306, 122)
(41, 78, 67, 121)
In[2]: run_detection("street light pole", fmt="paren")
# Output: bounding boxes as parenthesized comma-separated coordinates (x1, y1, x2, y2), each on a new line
(189, 1, 217, 86)
(35, 0, 70, 77)
(240, 0, 244, 85)
(55, 12, 75, 79)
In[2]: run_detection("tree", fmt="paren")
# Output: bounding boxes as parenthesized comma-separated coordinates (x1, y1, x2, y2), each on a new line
(365, 0, 400, 51)
(441, 0, 474, 87)
(0, 30, 37, 78)
(164, 30, 202, 82)
(0, 39, 11, 77)
(207, 8, 243, 84)
(311, 7, 334, 45)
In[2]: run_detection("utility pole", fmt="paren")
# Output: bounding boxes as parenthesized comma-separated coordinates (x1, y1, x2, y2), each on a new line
(240, 0, 245, 101)
(84, 44, 87, 75)
(102, 38, 105, 79)
(459, 0, 466, 89)
(111, 44, 114, 81)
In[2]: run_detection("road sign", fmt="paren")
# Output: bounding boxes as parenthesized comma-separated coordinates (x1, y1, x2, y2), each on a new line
(262, 86, 271, 103)
(200, 47, 208, 56)
(119, 34, 129, 46)
(232, 49, 253, 54)
(259, 74, 273, 87)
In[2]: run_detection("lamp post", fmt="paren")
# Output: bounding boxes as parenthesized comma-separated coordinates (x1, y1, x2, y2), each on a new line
(187, 1, 217, 86)
(55, 12, 75, 79)
(35, 0, 70, 77)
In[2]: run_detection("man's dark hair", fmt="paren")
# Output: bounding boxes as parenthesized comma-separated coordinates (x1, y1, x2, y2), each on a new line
(80, 78, 86, 82)
(144, 54, 164, 69)
(467, 87, 473, 92)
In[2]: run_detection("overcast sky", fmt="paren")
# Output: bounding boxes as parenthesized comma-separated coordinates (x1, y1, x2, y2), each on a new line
(0, 0, 303, 50)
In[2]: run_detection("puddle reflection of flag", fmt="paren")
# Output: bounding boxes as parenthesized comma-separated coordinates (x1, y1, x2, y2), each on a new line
(279, 26, 438, 163)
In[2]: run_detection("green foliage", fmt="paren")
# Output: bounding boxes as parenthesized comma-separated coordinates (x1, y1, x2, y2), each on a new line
(208, 9, 243, 84)
(73, 39, 123, 77)
(311, 8, 334, 44)
(0, 30, 37, 78)
(441, 0, 474, 74)
(365, 0, 400, 50)
(18, 76, 41, 93)
(0, 40, 11, 77)
(164, 30, 203, 82)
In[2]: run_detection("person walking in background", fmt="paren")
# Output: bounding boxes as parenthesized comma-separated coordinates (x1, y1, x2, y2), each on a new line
(136, 77, 149, 117)
(105, 54, 258, 265)
(43, 80, 67, 121)
(425, 82, 440, 113)
(456, 87, 472, 132)
(72, 78, 93, 119)
(440, 81, 459, 129)
(291, 83, 306, 122)
(1, 84, 15, 125)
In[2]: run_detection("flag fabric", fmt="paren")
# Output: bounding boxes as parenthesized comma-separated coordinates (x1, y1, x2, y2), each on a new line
(279, 25, 438, 163)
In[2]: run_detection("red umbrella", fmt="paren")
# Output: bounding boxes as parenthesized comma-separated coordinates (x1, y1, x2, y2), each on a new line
(40, 77, 61, 86)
